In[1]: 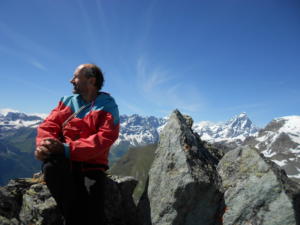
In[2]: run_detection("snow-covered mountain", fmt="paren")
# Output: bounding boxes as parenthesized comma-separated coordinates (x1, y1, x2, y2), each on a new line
(193, 112, 259, 145)
(1, 108, 300, 183)
(0, 109, 166, 147)
(244, 116, 300, 181)
(0, 109, 258, 149)
(0, 109, 44, 131)
(115, 114, 166, 146)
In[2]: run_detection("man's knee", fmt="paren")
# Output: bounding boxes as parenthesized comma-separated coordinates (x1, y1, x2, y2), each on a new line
(42, 157, 69, 180)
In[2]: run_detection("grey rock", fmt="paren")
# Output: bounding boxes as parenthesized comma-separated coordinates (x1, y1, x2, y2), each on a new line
(0, 216, 19, 225)
(0, 174, 139, 225)
(104, 175, 139, 225)
(218, 146, 300, 225)
(0, 178, 33, 219)
(138, 110, 224, 225)
(19, 183, 62, 225)
(182, 114, 193, 128)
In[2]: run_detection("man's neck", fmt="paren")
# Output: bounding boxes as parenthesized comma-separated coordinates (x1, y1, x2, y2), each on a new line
(80, 91, 98, 103)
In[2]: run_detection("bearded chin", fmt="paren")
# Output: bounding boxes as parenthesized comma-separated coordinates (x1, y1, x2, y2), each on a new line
(72, 86, 79, 94)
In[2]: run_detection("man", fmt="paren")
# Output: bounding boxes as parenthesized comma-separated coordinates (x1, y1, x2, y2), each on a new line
(35, 64, 119, 225)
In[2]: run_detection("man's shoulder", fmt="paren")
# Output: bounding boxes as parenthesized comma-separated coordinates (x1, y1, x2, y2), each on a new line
(94, 92, 119, 124)
(94, 92, 118, 112)
(95, 92, 117, 107)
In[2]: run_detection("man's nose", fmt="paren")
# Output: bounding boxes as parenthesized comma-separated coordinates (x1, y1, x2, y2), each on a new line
(70, 78, 74, 83)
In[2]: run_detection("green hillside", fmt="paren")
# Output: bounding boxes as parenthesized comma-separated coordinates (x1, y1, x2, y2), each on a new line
(0, 141, 41, 186)
(109, 143, 157, 202)
(2, 127, 37, 153)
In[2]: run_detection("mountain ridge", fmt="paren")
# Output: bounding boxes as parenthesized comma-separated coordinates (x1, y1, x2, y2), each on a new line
(1, 108, 300, 184)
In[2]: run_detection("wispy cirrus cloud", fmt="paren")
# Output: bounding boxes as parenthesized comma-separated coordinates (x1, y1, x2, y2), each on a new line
(137, 57, 171, 93)
(0, 75, 58, 96)
(136, 56, 204, 114)
(29, 58, 47, 71)
(0, 44, 47, 71)
(0, 21, 60, 71)
(0, 21, 58, 58)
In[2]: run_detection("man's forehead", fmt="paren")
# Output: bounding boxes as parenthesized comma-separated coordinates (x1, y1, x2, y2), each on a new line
(74, 64, 94, 73)
(74, 64, 85, 72)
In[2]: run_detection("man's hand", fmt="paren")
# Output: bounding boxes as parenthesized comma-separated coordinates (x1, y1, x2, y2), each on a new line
(41, 138, 64, 154)
(35, 145, 50, 161)
(35, 138, 64, 161)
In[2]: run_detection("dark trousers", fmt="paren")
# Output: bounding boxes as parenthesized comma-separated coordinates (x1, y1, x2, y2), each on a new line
(42, 156, 106, 225)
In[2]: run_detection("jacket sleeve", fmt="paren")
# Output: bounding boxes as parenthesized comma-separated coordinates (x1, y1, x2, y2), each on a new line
(65, 110, 120, 162)
(36, 101, 65, 146)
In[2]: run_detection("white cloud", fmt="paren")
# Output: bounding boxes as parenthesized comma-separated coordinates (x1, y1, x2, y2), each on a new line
(137, 57, 171, 93)
(136, 56, 204, 114)
(29, 58, 47, 71)
(0, 21, 58, 70)
(0, 45, 47, 71)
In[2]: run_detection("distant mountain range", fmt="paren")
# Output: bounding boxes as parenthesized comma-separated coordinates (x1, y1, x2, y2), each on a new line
(0, 109, 166, 185)
(0, 108, 299, 185)
(193, 113, 300, 182)
(193, 112, 258, 144)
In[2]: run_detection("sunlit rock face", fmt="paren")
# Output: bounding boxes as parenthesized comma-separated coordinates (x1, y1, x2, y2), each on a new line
(218, 146, 300, 225)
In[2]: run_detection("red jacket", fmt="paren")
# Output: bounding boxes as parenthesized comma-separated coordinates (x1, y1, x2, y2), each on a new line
(36, 92, 119, 167)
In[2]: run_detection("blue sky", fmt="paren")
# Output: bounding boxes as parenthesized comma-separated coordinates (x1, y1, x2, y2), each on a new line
(0, 0, 299, 127)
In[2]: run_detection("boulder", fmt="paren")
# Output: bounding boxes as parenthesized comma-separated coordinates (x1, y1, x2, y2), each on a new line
(19, 182, 62, 225)
(104, 175, 139, 225)
(0, 178, 33, 220)
(0, 173, 138, 225)
(218, 146, 300, 225)
(138, 110, 225, 225)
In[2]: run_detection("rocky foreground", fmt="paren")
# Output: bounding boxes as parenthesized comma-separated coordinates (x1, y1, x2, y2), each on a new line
(0, 173, 138, 225)
(1, 110, 300, 225)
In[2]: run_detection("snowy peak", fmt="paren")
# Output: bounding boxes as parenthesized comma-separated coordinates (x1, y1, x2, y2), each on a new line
(244, 115, 300, 180)
(273, 116, 300, 143)
(116, 114, 166, 146)
(0, 109, 44, 130)
(254, 116, 300, 151)
(224, 112, 258, 138)
(193, 112, 258, 143)
(0, 108, 20, 116)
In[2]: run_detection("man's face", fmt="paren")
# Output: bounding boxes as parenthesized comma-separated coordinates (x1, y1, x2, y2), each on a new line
(70, 66, 90, 94)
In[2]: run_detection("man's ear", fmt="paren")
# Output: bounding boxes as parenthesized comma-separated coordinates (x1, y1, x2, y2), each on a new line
(89, 77, 97, 86)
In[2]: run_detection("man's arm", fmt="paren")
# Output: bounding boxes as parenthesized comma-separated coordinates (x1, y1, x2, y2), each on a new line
(64, 110, 119, 162)
(35, 100, 67, 161)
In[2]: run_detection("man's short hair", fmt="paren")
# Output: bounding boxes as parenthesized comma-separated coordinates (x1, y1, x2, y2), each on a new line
(81, 64, 104, 91)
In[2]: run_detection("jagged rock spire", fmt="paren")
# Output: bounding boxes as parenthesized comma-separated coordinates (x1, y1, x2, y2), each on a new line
(138, 110, 224, 225)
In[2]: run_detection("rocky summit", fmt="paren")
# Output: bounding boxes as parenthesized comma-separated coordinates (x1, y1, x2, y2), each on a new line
(138, 110, 225, 225)
(137, 110, 300, 225)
